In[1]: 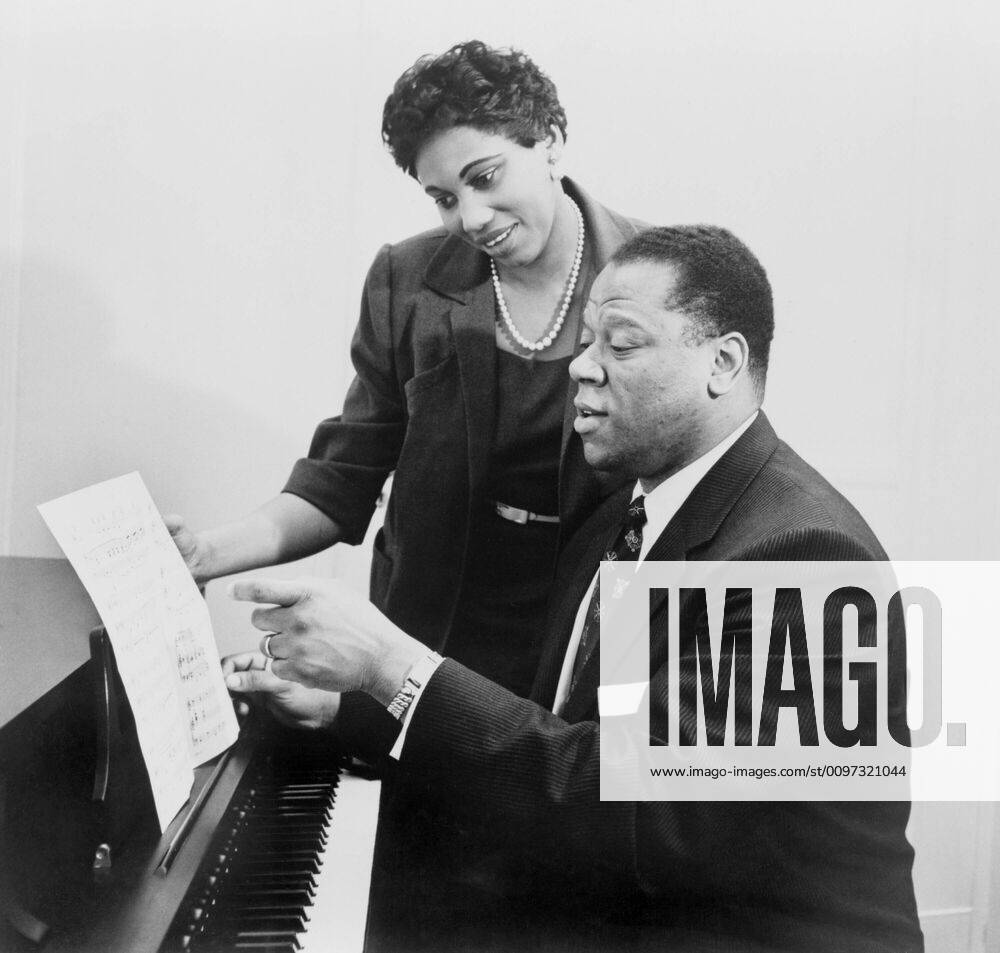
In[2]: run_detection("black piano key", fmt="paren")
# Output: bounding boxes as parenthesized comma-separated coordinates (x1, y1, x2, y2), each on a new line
(211, 890, 312, 904)
(236, 858, 321, 874)
(237, 836, 327, 850)
(232, 938, 301, 951)
(233, 869, 317, 885)
(216, 882, 315, 901)
(195, 914, 306, 932)
(195, 941, 299, 953)
(234, 932, 301, 945)
(161, 734, 352, 953)
(251, 807, 332, 816)
(251, 792, 334, 802)
(252, 784, 333, 792)
(199, 903, 311, 922)
(237, 850, 323, 866)
(252, 817, 330, 829)
(251, 799, 331, 808)
(237, 836, 326, 849)
(226, 879, 316, 896)
(249, 800, 333, 811)
(199, 928, 304, 945)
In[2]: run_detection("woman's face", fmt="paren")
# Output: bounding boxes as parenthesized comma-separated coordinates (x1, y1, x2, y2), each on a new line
(414, 126, 562, 270)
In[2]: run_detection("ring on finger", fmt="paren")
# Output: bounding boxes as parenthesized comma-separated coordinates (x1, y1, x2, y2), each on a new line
(261, 632, 277, 660)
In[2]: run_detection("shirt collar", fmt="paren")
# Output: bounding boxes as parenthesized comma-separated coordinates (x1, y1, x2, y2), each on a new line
(636, 411, 759, 562)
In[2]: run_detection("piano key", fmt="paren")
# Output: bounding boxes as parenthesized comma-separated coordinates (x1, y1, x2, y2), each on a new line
(197, 904, 310, 922)
(233, 940, 302, 953)
(193, 915, 306, 932)
(233, 871, 318, 886)
(198, 929, 303, 946)
(236, 858, 321, 874)
(298, 772, 380, 953)
(195, 942, 299, 953)
(210, 885, 313, 901)
(159, 741, 379, 953)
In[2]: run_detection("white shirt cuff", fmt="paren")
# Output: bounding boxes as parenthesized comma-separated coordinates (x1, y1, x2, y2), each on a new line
(388, 655, 445, 760)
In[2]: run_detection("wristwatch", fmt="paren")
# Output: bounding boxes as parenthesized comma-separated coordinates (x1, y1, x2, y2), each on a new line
(386, 652, 443, 721)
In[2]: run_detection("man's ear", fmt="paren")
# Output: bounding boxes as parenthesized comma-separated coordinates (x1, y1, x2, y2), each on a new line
(708, 332, 750, 396)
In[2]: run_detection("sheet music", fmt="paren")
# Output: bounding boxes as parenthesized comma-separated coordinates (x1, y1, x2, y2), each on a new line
(38, 472, 240, 831)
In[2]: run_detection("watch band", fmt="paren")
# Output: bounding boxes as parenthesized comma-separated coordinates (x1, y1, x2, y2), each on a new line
(386, 652, 443, 721)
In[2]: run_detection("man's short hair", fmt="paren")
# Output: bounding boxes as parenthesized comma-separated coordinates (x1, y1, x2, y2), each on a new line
(611, 226, 774, 395)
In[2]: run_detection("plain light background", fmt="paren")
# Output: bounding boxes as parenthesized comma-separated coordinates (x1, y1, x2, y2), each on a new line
(2, 1, 998, 948)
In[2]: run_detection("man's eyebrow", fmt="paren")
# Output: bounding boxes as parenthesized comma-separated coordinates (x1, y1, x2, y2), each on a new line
(587, 294, 632, 309)
(585, 300, 648, 331)
(603, 314, 648, 332)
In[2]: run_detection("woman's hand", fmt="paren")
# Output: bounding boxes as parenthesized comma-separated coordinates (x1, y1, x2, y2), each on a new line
(163, 513, 213, 584)
(230, 577, 428, 705)
(222, 651, 341, 730)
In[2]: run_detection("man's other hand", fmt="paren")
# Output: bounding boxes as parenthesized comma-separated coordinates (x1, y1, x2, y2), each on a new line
(222, 651, 341, 730)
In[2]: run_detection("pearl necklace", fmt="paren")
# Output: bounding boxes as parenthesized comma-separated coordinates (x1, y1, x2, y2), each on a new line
(490, 197, 585, 354)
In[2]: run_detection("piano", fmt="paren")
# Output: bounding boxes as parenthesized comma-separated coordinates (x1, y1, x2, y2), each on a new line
(0, 557, 381, 953)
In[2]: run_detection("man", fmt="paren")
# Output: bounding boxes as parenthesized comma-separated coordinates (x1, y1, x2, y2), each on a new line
(225, 227, 923, 952)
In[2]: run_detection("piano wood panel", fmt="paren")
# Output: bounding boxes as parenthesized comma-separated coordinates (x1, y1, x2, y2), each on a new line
(42, 739, 258, 953)
(0, 557, 100, 727)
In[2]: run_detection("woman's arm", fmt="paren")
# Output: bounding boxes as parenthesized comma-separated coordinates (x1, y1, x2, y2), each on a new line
(166, 244, 404, 583)
(164, 492, 344, 585)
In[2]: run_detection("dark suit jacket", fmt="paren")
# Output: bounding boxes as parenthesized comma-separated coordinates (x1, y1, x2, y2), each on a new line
(392, 413, 923, 953)
(284, 179, 641, 653)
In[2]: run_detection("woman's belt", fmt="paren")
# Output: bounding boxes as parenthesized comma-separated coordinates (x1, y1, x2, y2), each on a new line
(492, 501, 560, 525)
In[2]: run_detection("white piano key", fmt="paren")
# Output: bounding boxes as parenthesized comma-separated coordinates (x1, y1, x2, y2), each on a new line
(299, 773, 381, 953)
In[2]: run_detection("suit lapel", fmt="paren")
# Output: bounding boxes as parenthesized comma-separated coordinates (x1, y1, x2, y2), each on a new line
(530, 556, 596, 708)
(449, 281, 499, 496)
(531, 486, 631, 708)
(559, 414, 781, 722)
(423, 238, 499, 499)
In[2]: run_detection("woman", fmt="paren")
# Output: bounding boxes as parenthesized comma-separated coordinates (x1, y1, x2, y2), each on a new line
(169, 40, 642, 697)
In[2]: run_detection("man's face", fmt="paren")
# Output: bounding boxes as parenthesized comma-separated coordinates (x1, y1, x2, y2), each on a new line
(569, 260, 719, 490)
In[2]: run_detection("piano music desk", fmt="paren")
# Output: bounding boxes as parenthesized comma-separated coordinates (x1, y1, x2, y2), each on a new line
(0, 558, 380, 953)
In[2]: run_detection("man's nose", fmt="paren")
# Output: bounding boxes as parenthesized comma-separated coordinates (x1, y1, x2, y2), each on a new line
(569, 345, 605, 385)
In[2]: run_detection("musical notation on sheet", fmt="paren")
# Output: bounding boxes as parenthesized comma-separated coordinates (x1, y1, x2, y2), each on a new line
(38, 473, 240, 832)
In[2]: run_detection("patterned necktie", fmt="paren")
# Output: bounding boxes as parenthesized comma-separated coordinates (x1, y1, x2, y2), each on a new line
(570, 495, 647, 691)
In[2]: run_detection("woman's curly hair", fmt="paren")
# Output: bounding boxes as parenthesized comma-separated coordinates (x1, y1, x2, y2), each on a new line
(382, 40, 567, 177)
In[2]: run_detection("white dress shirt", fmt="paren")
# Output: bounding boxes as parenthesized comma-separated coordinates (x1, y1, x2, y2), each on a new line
(551, 412, 757, 715)
(391, 411, 759, 753)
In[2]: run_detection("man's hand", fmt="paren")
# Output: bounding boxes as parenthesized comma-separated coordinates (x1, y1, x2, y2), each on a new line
(230, 577, 428, 706)
(222, 651, 341, 730)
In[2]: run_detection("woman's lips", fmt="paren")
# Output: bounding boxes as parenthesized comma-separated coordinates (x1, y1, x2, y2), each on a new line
(481, 223, 517, 251)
